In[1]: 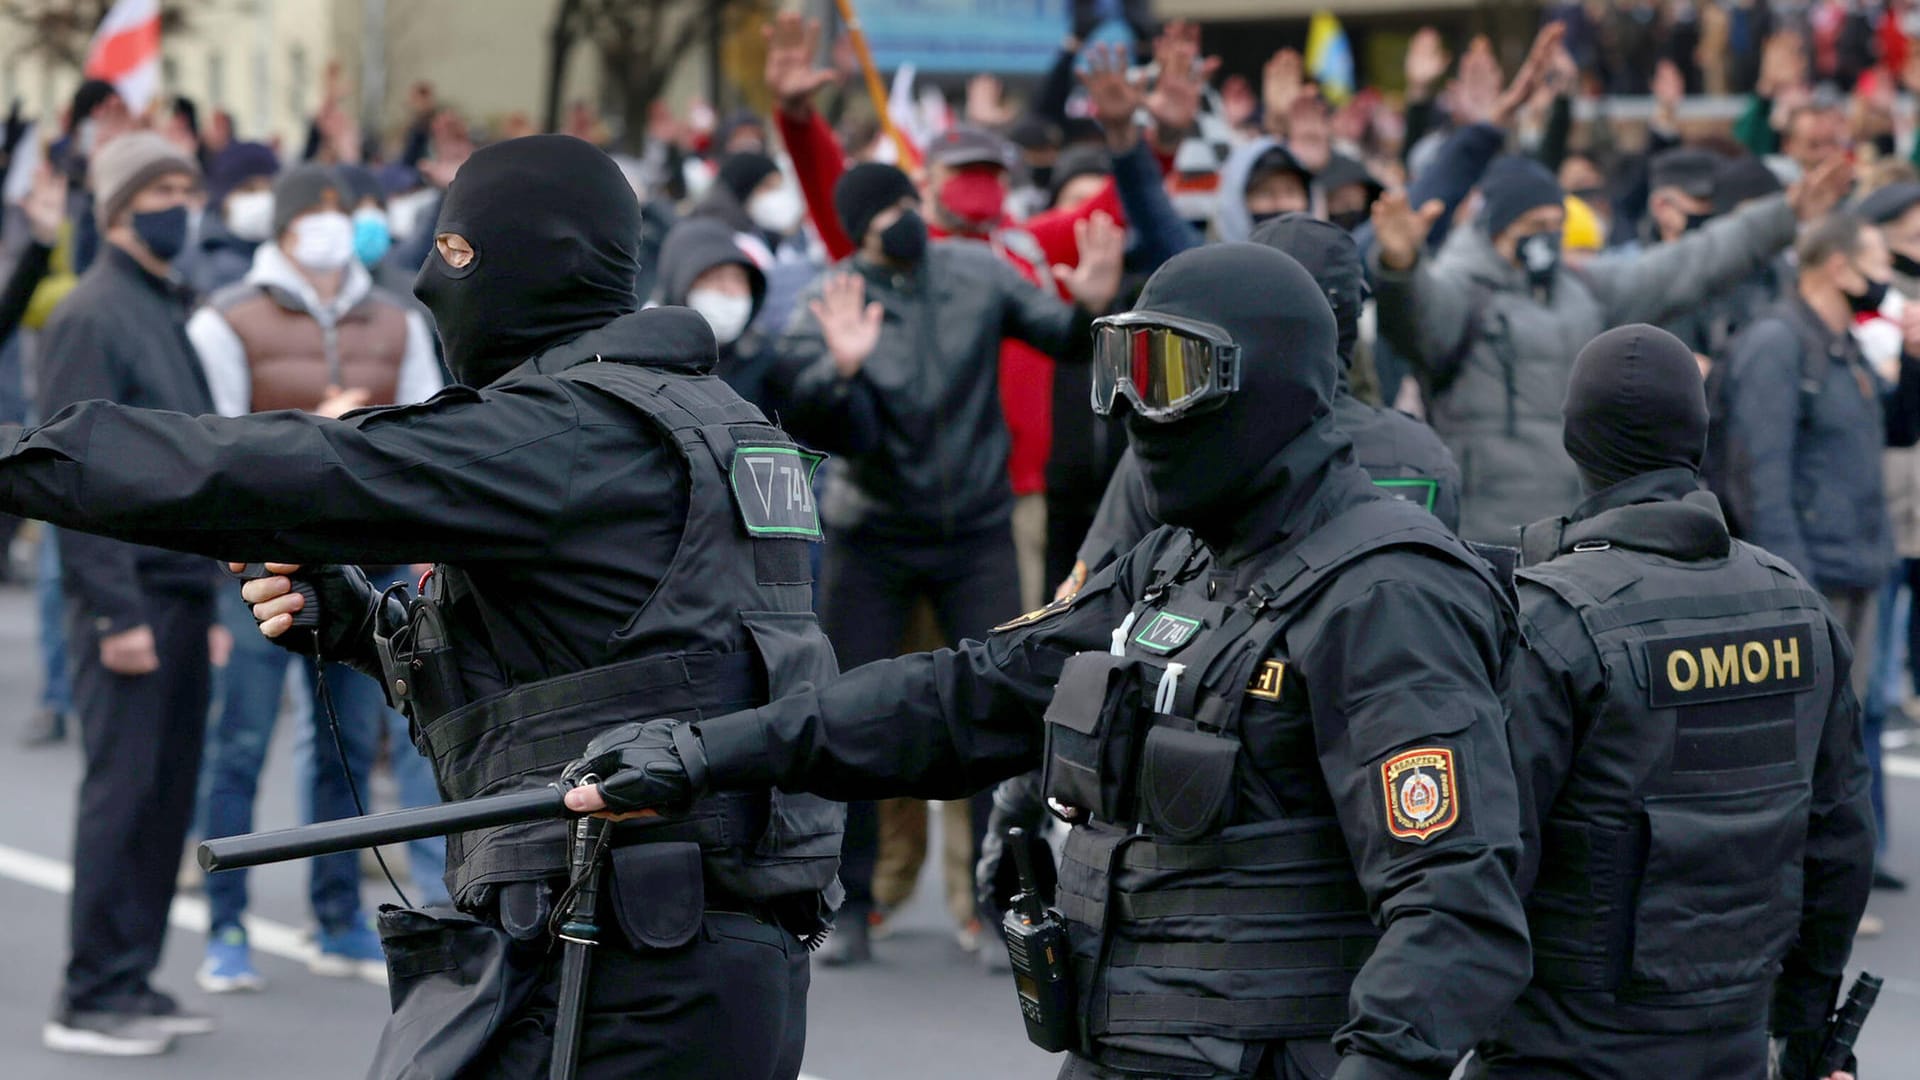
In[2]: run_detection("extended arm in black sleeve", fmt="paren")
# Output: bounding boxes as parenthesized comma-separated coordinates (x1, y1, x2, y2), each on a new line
(694, 549, 1144, 802)
(1771, 614, 1877, 1038)
(0, 379, 597, 568)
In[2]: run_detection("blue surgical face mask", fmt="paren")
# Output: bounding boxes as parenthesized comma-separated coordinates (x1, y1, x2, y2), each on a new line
(132, 205, 191, 263)
(353, 207, 392, 268)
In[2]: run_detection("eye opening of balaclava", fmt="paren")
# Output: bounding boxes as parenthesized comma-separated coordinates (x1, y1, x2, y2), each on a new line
(1120, 243, 1341, 546)
(414, 135, 642, 387)
(1562, 323, 1708, 494)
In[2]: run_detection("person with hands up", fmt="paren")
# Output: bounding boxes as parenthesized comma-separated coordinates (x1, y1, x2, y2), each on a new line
(1371, 149, 1855, 544)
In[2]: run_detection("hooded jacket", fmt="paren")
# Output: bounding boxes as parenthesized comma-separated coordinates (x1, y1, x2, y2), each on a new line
(186, 242, 442, 418)
(651, 217, 790, 416)
(1372, 193, 1797, 543)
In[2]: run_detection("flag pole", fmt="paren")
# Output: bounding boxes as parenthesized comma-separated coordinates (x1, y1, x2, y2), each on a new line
(832, 0, 914, 165)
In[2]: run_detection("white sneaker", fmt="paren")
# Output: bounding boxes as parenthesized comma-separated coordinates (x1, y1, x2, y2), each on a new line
(43, 1012, 173, 1056)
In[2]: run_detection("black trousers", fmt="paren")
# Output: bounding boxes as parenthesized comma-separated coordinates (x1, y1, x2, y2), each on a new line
(62, 590, 213, 1013)
(473, 912, 809, 1080)
(1058, 1040, 1341, 1079)
(818, 522, 1022, 914)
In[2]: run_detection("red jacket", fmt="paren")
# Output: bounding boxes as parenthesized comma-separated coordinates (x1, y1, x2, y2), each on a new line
(774, 108, 1125, 497)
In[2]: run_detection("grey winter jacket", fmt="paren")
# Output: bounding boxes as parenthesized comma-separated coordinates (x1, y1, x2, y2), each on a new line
(1372, 194, 1797, 543)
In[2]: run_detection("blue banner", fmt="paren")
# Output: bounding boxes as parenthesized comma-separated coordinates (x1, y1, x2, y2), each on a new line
(859, 0, 1069, 75)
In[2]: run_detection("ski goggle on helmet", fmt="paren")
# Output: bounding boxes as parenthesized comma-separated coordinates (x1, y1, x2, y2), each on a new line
(1090, 310, 1243, 422)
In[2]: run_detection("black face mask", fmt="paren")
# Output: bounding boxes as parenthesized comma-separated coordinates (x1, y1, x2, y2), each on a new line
(1029, 165, 1053, 191)
(132, 205, 190, 263)
(414, 135, 641, 387)
(1895, 251, 1920, 278)
(1516, 231, 1561, 294)
(1846, 272, 1891, 315)
(1249, 210, 1282, 228)
(878, 210, 929, 264)
(1122, 245, 1341, 551)
(1328, 209, 1368, 232)
(1683, 211, 1716, 234)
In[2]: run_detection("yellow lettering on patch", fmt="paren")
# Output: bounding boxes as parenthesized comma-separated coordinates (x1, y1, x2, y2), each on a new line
(1647, 623, 1819, 708)
(1702, 644, 1738, 690)
(1667, 649, 1699, 692)
(1246, 660, 1286, 701)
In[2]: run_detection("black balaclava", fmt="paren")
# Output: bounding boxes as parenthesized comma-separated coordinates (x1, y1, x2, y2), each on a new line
(414, 135, 641, 387)
(1562, 323, 1708, 493)
(1249, 213, 1364, 367)
(1123, 244, 1341, 550)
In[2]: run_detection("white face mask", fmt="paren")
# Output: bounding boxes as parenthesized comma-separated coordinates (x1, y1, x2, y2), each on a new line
(225, 190, 275, 243)
(748, 183, 805, 236)
(388, 188, 438, 246)
(287, 210, 356, 272)
(687, 288, 753, 345)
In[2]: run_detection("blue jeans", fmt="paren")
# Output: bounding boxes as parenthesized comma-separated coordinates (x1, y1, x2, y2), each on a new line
(202, 588, 382, 934)
(36, 527, 71, 714)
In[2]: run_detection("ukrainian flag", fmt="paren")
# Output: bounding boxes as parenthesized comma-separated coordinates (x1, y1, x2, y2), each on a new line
(1305, 11, 1354, 105)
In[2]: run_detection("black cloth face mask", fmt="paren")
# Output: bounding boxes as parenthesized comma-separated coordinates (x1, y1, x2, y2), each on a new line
(1516, 231, 1561, 296)
(879, 210, 928, 264)
(414, 135, 642, 387)
(1895, 251, 1920, 278)
(1846, 272, 1891, 315)
(1121, 243, 1341, 549)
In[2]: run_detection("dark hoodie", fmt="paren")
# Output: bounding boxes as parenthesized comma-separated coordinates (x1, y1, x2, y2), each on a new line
(653, 218, 772, 407)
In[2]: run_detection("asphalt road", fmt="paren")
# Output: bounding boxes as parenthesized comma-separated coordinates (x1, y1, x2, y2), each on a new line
(0, 579, 1911, 1080)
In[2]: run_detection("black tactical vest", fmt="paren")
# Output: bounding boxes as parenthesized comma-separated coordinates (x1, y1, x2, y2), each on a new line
(1515, 525, 1834, 1031)
(1044, 498, 1500, 1077)
(1335, 395, 1462, 533)
(415, 360, 844, 911)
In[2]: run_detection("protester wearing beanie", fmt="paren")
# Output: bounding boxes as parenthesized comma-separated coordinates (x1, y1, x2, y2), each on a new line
(185, 141, 280, 294)
(1494, 325, 1874, 1080)
(1371, 146, 1826, 545)
(40, 124, 220, 1058)
(776, 153, 1122, 969)
(183, 154, 444, 999)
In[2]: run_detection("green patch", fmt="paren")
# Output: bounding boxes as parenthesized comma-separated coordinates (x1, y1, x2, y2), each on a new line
(729, 445, 825, 540)
(1372, 477, 1439, 513)
(1133, 612, 1202, 654)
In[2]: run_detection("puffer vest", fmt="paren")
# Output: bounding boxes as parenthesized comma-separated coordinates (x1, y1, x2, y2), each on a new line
(211, 280, 407, 411)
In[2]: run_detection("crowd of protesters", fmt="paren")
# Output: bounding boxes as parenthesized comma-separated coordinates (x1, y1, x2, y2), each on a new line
(1, 0, 1917, 1053)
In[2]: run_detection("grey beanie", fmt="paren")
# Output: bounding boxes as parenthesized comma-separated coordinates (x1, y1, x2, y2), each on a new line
(90, 131, 199, 229)
(271, 163, 347, 238)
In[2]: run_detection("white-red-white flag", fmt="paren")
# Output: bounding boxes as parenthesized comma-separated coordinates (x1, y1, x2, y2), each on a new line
(84, 0, 162, 114)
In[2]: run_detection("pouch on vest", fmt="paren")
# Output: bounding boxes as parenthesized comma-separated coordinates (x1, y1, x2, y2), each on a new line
(607, 841, 705, 951)
(1628, 780, 1810, 995)
(1138, 725, 1239, 842)
(1044, 653, 1150, 821)
(366, 904, 545, 1080)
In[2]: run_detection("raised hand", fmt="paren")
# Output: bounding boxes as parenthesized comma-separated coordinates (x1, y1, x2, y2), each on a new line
(764, 13, 839, 116)
(809, 273, 884, 378)
(1492, 22, 1566, 127)
(19, 162, 67, 246)
(1405, 28, 1451, 101)
(1059, 212, 1125, 313)
(1758, 31, 1808, 98)
(1371, 191, 1445, 272)
(1451, 35, 1503, 125)
(1651, 58, 1685, 128)
(1262, 48, 1303, 135)
(1078, 42, 1145, 147)
(1787, 154, 1855, 222)
(966, 74, 1015, 127)
(1145, 20, 1219, 143)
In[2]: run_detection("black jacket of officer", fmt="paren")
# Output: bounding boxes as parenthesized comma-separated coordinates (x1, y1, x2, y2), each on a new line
(574, 244, 1533, 1080)
(1073, 214, 1461, 582)
(0, 136, 836, 1080)
(1486, 325, 1875, 1080)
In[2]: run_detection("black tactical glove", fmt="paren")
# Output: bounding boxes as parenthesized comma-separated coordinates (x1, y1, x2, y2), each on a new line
(563, 719, 710, 815)
(250, 564, 398, 673)
(976, 770, 1056, 921)
(1772, 1030, 1855, 1080)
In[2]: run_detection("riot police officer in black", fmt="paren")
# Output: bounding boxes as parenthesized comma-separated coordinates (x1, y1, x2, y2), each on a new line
(569, 243, 1533, 1080)
(0, 135, 840, 1078)
(1486, 324, 1874, 1080)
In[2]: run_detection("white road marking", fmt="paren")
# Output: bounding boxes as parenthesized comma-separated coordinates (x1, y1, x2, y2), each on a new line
(0, 841, 832, 1080)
